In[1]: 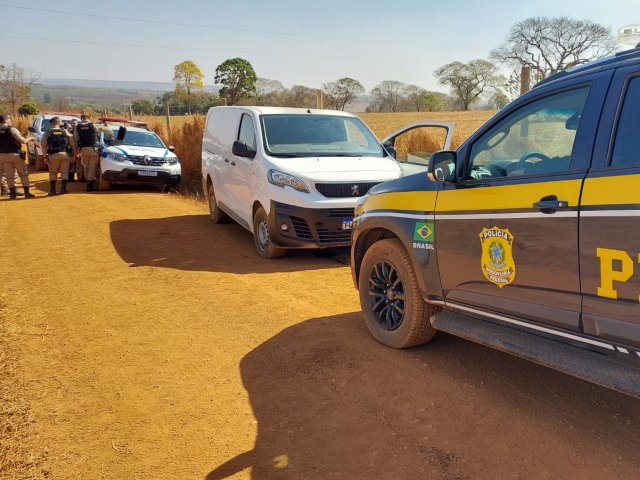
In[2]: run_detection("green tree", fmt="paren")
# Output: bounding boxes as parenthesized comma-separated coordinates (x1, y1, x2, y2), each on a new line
(434, 60, 503, 110)
(422, 92, 444, 112)
(491, 17, 616, 80)
(173, 60, 204, 114)
(131, 99, 155, 115)
(214, 58, 257, 106)
(323, 77, 365, 110)
(17, 102, 39, 115)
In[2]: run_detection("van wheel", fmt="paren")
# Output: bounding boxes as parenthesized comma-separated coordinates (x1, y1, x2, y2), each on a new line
(359, 238, 437, 348)
(253, 207, 286, 259)
(208, 185, 228, 224)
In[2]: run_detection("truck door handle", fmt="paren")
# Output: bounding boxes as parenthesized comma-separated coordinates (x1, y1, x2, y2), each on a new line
(534, 195, 569, 213)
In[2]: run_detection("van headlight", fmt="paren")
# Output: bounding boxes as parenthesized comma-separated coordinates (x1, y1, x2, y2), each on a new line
(267, 170, 309, 193)
(108, 153, 127, 163)
(166, 157, 180, 165)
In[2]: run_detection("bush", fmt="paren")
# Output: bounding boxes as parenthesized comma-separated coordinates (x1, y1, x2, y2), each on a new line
(17, 102, 39, 115)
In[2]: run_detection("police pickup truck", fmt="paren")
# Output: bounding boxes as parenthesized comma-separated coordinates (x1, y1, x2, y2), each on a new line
(351, 46, 640, 398)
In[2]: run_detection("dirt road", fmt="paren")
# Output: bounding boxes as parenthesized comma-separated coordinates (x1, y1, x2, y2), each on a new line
(2, 173, 640, 480)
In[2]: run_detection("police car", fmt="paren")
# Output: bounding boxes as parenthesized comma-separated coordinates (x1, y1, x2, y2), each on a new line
(351, 46, 640, 398)
(97, 118, 181, 191)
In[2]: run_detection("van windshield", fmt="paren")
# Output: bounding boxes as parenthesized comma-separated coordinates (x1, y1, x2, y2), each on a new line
(261, 114, 384, 158)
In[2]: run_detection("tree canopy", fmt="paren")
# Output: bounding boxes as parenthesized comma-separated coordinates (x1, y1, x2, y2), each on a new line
(434, 60, 503, 110)
(323, 77, 365, 111)
(214, 58, 257, 106)
(173, 60, 204, 115)
(491, 16, 616, 81)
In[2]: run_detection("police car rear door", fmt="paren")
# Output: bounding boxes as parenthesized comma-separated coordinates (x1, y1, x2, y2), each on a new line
(434, 71, 612, 332)
(579, 64, 640, 350)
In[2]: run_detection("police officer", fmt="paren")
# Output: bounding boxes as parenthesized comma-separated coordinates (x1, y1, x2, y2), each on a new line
(0, 114, 36, 199)
(41, 116, 72, 196)
(73, 115, 109, 192)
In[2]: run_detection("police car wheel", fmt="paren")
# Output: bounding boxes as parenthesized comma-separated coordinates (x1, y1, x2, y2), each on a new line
(253, 207, 286, 259)
(208, 185, 229, 224)
(359, 238, 437, 348)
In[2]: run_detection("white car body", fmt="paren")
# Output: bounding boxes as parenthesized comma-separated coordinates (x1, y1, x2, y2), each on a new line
(99, 125, 181, 189)
(201, 106, 452, 256)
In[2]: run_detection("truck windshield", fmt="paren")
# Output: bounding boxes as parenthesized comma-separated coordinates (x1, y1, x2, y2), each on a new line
(110, 129, 165, 148)
(261, 114, 385, 158)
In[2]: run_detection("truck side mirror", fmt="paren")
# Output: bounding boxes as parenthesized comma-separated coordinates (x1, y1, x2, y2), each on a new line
(232, 140, 256, 159)
(427, 151, 457, 182)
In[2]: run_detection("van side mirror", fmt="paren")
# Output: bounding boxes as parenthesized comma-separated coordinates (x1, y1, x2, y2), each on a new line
(117, 126, 127, 141)
(167, 145, 176, 152)
(232, 140, 256, 159)
(383, 143, 397, 159)
(427, 151, 457, 182)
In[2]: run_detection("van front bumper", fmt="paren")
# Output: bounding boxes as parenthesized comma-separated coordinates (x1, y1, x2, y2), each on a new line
(267, 201, 354, 249)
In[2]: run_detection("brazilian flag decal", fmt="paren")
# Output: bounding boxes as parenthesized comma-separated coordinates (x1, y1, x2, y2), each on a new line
(413, 222, 434, 243)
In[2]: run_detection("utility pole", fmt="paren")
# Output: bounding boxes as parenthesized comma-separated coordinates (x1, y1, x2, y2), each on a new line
(316, 90, 323, 109)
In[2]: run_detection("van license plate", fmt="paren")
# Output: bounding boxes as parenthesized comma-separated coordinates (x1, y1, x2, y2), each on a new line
(138, 170, 158, 177)
(342, 218, 353, 230)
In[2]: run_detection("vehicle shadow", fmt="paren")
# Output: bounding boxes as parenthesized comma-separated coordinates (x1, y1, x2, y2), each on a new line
(205, 313, 640, 479)
(32, 179, 163, 195)
(110, 215, 349, 274)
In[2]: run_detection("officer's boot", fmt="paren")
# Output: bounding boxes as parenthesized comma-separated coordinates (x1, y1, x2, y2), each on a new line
(60, 180, 68, 194)
(48, 180, 57, 196)
(68, 172, 75, 182)
(8, 188, 17, 200)
(86, 181, 94, 192)
(23, 187, 35, 199)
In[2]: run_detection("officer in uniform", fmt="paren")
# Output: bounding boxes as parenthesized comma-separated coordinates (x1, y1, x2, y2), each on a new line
(41, 116, 72, 196)
(0, 114, 36, 199)
(74, 115, 111, 192)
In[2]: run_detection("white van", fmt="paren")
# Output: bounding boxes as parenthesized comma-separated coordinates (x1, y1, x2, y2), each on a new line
(201, 106, 452, 258)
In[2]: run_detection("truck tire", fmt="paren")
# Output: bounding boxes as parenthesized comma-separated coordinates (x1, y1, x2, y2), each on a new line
(358, 238, 437, 348)
(208, 185, 228, 224)
(253, 206, 286, 259)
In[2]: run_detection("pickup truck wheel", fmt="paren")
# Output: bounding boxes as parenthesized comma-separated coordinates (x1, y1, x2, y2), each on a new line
(253, 207, 286, 259)
(208, 185, 228, 224)
(359, 238, 437, 348)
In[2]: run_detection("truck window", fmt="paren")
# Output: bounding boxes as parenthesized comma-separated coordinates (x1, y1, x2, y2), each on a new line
(238, 114, 256, 152)
(611, 76, 640, 167)
(468, 87, 590, 179)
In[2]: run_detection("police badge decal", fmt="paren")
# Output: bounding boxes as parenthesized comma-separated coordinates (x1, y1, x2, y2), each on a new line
(479, 227, 516, 288)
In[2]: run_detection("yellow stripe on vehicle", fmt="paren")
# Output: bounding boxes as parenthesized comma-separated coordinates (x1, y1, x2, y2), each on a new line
(436, 179, 583, 211)
(581, 174, 640, 206)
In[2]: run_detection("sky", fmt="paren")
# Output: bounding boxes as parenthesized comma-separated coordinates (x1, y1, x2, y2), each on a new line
(0, 0, 637, 92)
